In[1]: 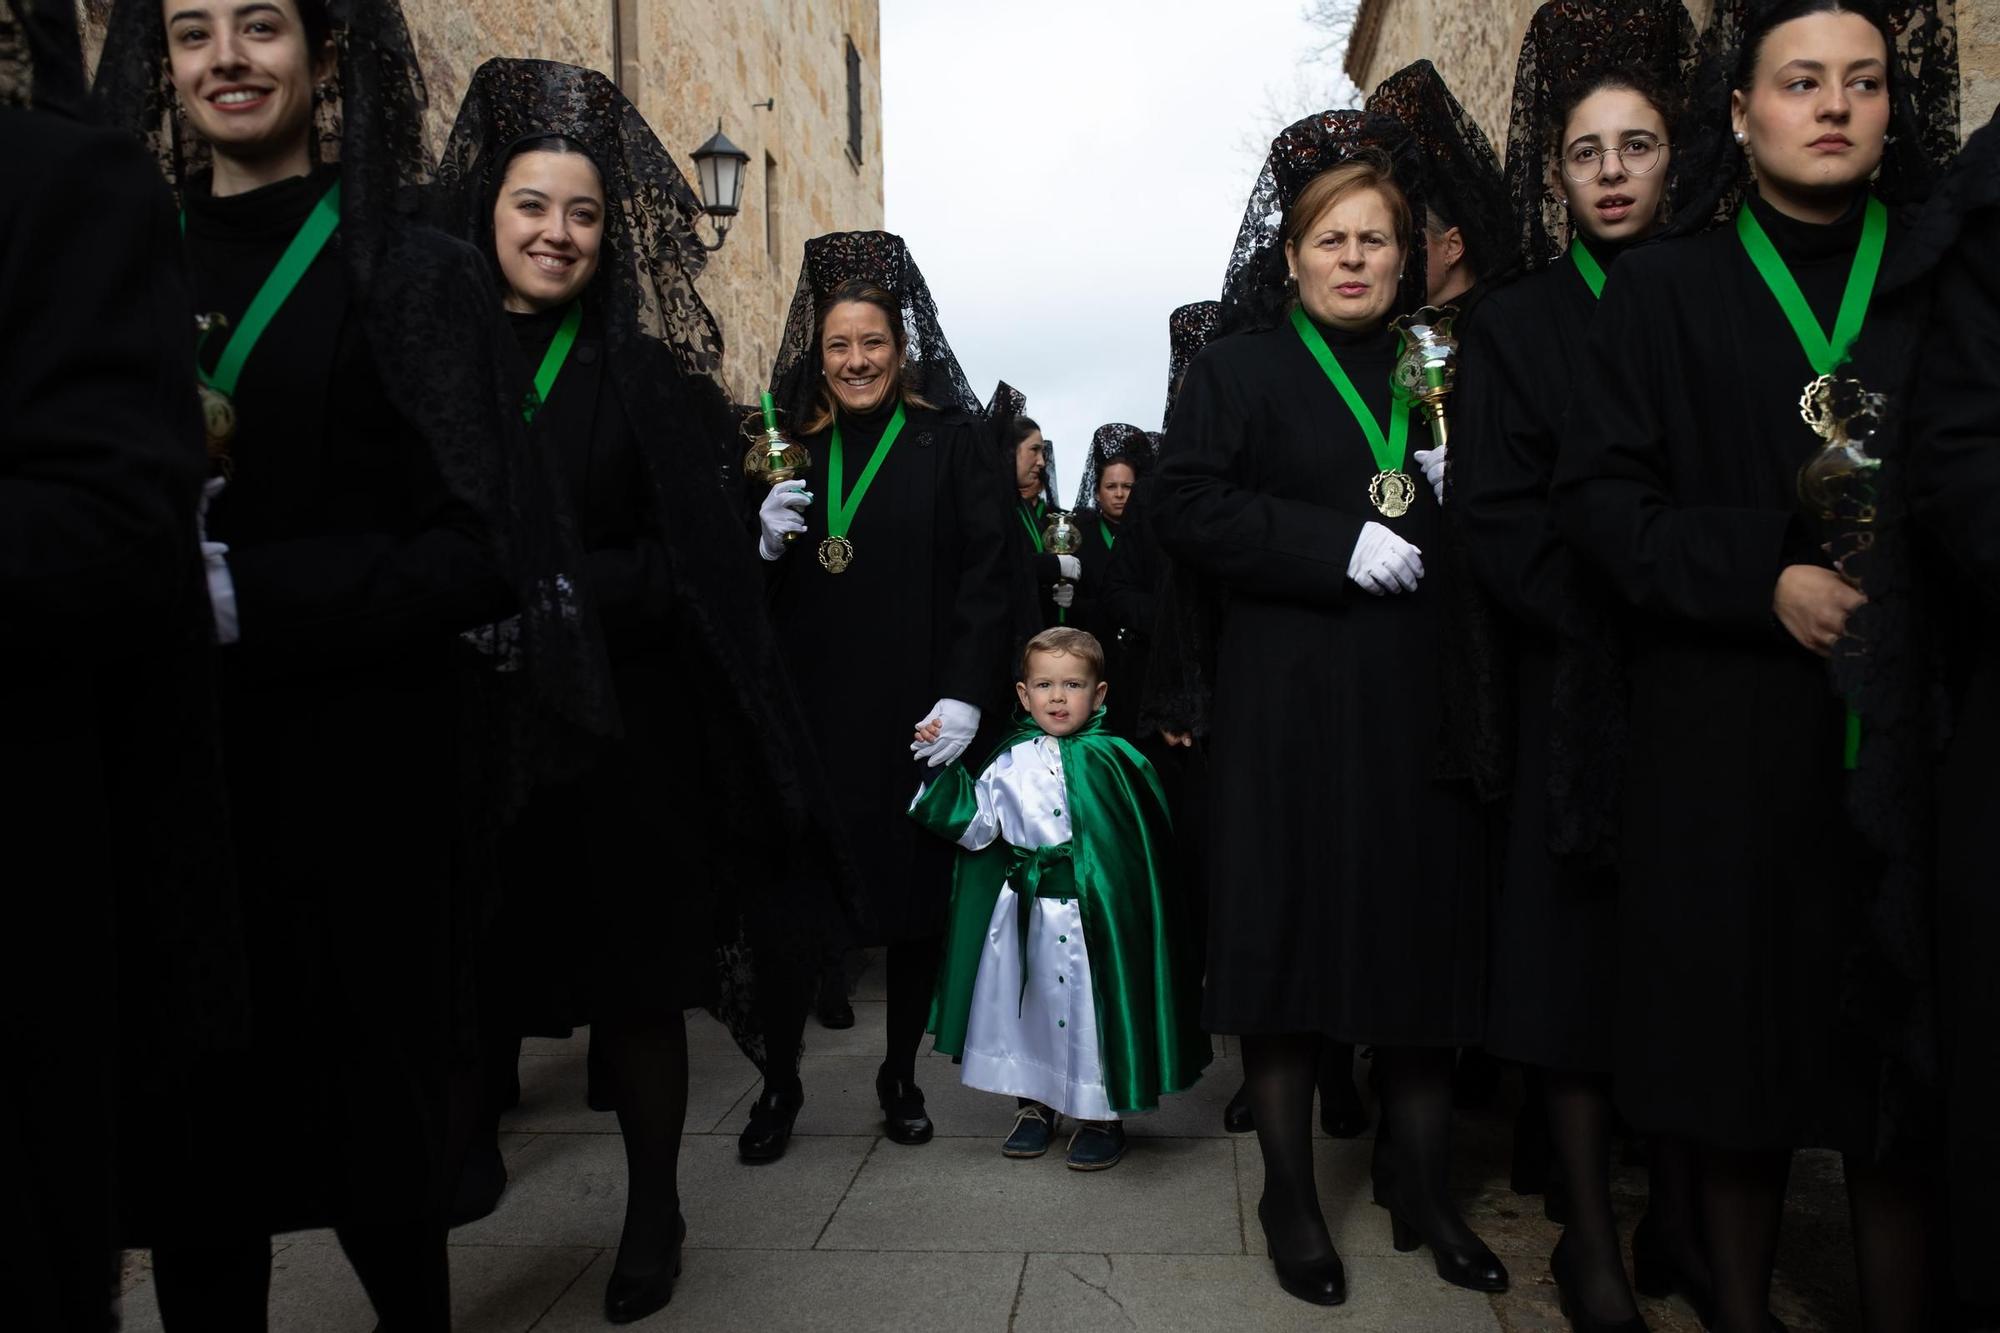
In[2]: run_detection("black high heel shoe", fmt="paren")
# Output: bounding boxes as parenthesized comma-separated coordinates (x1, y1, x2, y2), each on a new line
(875, 1066, 933, 1145)
(604, 1213, 686, 1324)
(1384, 1178, 1509, 1293)
(1551, 1232, 1648, 1333)
(736, 1084, 803, 1163)
(1630, 1217, 1785, 1332)
(1256, 1197, 1346, 1306)
(1222, 1081, 1254, 1134)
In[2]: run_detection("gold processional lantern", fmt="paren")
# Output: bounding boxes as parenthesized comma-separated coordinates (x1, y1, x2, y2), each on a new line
(1391, 304, 1460, 450)
(741, 390, 812, 542)
(1796, 372, 1887, 582)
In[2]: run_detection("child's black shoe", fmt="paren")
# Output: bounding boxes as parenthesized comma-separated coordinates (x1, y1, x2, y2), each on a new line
(1002, 1101, 1057, 1158)
(1065, 1120, 1126, 1171)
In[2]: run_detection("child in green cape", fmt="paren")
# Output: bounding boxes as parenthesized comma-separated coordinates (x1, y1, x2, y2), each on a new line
(909, 627, 1209, 1169)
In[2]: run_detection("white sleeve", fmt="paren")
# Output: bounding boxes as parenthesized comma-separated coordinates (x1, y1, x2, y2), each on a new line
(956, 760, 1003, 852)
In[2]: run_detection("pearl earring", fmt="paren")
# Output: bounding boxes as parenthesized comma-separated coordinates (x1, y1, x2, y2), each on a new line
(1734, 130, 1747, 144)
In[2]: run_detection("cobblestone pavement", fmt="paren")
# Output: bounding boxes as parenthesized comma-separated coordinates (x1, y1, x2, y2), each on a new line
(116, 957, 1859, 1331)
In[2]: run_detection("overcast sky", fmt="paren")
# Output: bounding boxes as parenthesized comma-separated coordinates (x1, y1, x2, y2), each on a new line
(881, 1, 1355, 502)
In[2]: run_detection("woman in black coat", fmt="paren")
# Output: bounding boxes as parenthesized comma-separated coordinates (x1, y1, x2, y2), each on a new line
(737, 232, 1016, 1160)
(1551, 2, 1951, 1327)
(1150, 114, 1499, 1308)
(91, 2, 595, 1325)
(1454, 2, 1698, 1324)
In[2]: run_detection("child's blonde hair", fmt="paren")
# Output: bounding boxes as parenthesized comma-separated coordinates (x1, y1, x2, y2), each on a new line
(1018, 627, 1106, 682)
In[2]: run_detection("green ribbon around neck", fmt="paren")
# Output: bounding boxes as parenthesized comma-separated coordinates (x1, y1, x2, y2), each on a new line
(827, 402, 908, 543)
(1018, 499, 1047, 553)
(186, 179, 342, 398)
(522, 299, 583, 424)
(1734, 195, 1888, 376)
(1099, 518, 1116, 550)
(1288, 306, 1410, 475)
(1570, 237, 1608, 299)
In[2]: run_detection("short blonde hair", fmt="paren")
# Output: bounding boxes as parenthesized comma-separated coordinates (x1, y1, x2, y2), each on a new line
(1281, 152, 1413, 258)
(1018, 627, 1106, 682)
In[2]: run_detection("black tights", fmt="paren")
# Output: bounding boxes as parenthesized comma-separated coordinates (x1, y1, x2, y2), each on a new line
(756, 937, 944, 1096)
(1241, 1033, 1333, 1263)
(152, 1220, 448, 1332)
(1374, 1045, 1482, 1250)
(596, 1015, 690, 1276)
(1543, 1069, 1638, 1320)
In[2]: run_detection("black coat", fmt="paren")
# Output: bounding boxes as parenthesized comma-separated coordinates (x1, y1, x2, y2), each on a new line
(761, 401, 1015, 944)
(490, 308, 724, 1026)
(1906, 200, 2000, 1295)
(0, 107, 237, 1318)
(1151, 318, 1487, 1043)
(1552, 194, 1923, 1152)
(1455, 254, 1619, 1073)
(183, 169, 510, 1231)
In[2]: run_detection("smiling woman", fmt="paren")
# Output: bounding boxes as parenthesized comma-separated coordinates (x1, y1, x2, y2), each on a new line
(489, 137, 604, 312)
(159, 0, 332, 195)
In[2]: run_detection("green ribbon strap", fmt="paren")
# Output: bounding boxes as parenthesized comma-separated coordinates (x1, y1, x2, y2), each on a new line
(521, 299, 584, 424)
(1570, 237, 1608, 299)
(1288, 305, 1410, 475)
(1018, 499, 1047, 553)
(1734, 195, 1888, 375)
(827, 402, 908, 543)
(187, 180, 342, 398)
(1099, 518, 1116, 551)
(1006, 843, 1078, 1013)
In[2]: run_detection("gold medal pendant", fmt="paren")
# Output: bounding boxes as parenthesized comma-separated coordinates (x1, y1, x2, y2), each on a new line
(198, 381, 238, 475)
(1368, 469, 1416, 519)
(818, 535, 855, 574)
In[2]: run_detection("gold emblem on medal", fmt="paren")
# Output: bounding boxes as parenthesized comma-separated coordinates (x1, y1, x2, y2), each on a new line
(1368, 469, 1416, 519)
(818, 535, 855, 574)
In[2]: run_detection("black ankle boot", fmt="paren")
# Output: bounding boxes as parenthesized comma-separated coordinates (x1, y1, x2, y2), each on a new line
(736, 1084, 803, 1163)
(604, 1213, 685, 1324)
(875, 1066, 933, 1144)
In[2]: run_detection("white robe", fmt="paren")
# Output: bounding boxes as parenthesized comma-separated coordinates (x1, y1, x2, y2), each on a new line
(941, 735, 1115, 1122)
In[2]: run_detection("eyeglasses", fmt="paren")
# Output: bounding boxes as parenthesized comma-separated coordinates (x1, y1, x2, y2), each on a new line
(1561, 136, 1669, 183)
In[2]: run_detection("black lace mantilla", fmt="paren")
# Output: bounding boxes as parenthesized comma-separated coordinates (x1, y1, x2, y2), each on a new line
(769, 230, 983, 433)
(1366, 59, 1519, 282)
(1163, 300, 1221, 429)
(1666, 0, 1958, 238)
(434, 58, 723, 382)
(1220, 110, 1430, 337)
(1, 0, 84, 113)
(1074, 423, 1158, 513)
(1502, 0, 1698, 272)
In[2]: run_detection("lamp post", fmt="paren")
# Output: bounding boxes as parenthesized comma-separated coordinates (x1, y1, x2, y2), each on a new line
(690, 121, 750, 252)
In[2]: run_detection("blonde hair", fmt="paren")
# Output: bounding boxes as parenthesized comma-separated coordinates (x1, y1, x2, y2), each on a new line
(1280, 152, 1413, 259)
(1018, 627, 1107, 682)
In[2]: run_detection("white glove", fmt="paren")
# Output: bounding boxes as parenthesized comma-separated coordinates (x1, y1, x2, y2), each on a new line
(1346, 521, 1424, 596)
(197, 474, 225, 544)
(204, 540, 240, 644)
(757, 479, 812, 560)
(911, 697, 981, 768)
(1052, 582, 1076, 609)
(1056, 554, 1082, 581)
(1412, 446, 1448, 503)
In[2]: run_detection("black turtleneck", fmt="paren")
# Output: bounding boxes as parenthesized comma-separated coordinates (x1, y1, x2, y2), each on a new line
(1744, 188, 1872, 329)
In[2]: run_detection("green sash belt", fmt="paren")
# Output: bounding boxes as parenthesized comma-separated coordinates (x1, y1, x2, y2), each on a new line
(1006, 843, 1077, 1014)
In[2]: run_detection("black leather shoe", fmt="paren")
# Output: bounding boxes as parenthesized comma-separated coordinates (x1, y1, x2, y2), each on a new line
(1552, 1232, 1648, 1332)
(1222, 1081, 1254, 1134)
(875, 1067, 933, 1144)
(604, 1215, 686, 1324)
(1387, 1196, 1509, 1293)
(1319, 1082, 1368, 1138)
(736, 1085, 803, 1163)
(1257, 1199, 1346, 1306)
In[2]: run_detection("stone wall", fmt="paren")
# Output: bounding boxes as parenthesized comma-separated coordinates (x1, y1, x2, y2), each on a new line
(79, 0, 884, 403)
(1345, 0, 1985, 151)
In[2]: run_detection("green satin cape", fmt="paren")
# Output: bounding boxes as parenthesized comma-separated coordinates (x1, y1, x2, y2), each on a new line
(910, 710, 1210, 1113)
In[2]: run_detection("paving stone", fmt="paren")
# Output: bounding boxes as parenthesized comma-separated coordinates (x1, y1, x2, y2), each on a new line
(1011, 1252, 1501, 1332)
(819, 1134, 1240, 1255)
(118, 1240, 596, 1333)
(528, 1248, 1022, 1332)
(453, 1131, 869, 1251)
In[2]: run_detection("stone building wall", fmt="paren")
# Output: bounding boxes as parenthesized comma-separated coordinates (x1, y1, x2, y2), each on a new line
(1344, 0, 1984, 152)
(78, 0, 885, 403)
